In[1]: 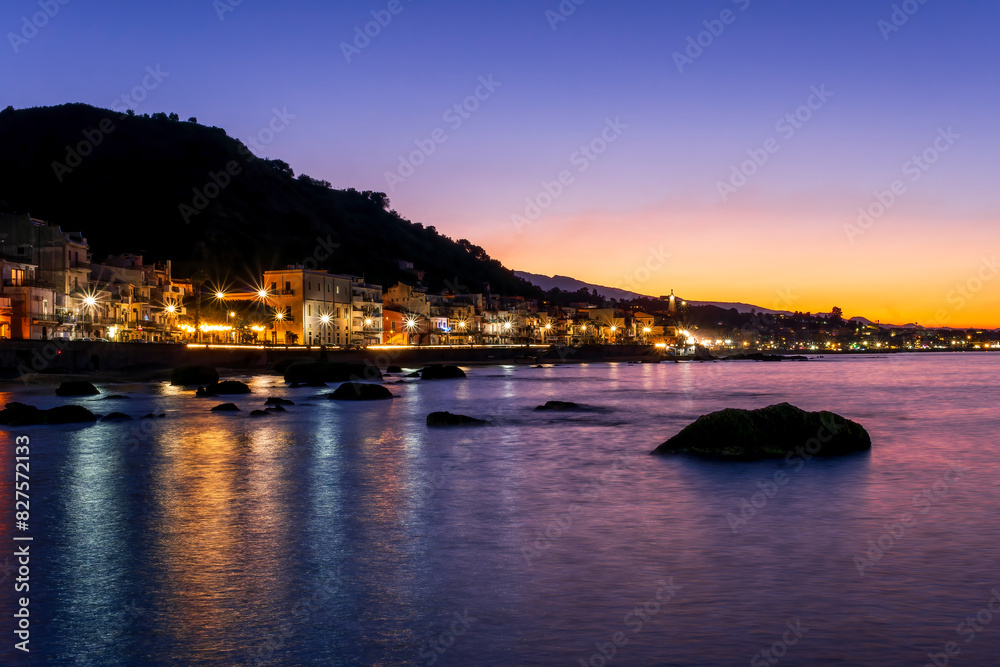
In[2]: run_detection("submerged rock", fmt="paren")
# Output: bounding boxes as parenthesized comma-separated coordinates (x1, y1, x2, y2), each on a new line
(0, 402, 98, 425)
(386, 365, 404, 374)
(328, 383, 393, 401)
(265, 405, 286, 412)
(420, 365, 466, 380)
(534, 401, 582, 411)
(426, 411, 490, 427)
(101, 412, 133, 422)
(650, 402, 871, 459)
(170, 365, 219, 386)
(210, 403, 241, 412)
(103, 394, 131, 400)
(55, 381, 100, 396)
(249, 409, 270, 417)
(264, 396, 294, 406)
(211, 380, 252, 394)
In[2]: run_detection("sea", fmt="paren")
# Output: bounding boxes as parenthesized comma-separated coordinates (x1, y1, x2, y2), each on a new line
(1, 352, 998, 666)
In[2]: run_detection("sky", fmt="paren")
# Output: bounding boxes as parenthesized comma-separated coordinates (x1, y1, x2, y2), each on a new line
(3, 0, 999, 327)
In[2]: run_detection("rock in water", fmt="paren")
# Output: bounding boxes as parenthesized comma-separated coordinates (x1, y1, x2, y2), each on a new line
(420, 365, 466, 380)
(650, 402, 871, 459)
(249, 410, 270, 417)
(264, 396, 294, 406)
(426, 411, 490, 427)
(55, 381, 100, 396)
(101, 412, 134, 422)
(534, 401, 581, 411)
(211, 403, 241, 412)
(170, 365, 219, 386)
(0, 402, 99, 425)
(328, 383, 393, 401)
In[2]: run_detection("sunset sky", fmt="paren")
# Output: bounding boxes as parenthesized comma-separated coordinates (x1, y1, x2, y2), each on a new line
(4, 0, 998, 327)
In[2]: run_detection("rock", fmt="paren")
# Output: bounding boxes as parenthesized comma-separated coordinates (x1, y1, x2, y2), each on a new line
(0, 402, 99, 426)
(405, 371, 420, 378)
(723, 353, 807, 362)
(426, 411, 490, 427)
(264, 396, 294, 406)
(170, 365, 219, 386)
(158, 413, 166, 418)
(534, 400, 581, 411)
(328, 383, 393, 401)
(102, 412, 133, 422)
(141, 413, 157, 419)
(103, 394, 131, 400)
(55, 381, 100, 396)
(265, 405, 286, 412)
(650, 402, 871, 459)
(386, 365, 403, 374)
(249, 410, 270, 417)
(284, 361, 382, 384)
(420, 365, 466, 380)
(211, 403, 241, 412)
(197, 381, 250, 396)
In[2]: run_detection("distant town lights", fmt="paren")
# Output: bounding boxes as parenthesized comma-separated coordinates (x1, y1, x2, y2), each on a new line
(83, 295, 97, 307)
(215, 291, 226, 300)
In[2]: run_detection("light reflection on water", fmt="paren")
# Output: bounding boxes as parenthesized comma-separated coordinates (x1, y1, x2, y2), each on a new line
(0, 353, 998, 665)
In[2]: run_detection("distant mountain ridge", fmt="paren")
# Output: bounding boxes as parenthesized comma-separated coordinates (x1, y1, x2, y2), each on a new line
(515, 271, 792, 315)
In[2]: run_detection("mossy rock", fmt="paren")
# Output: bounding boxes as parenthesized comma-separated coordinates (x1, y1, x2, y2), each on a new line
(651, 402, 871, 460)
(426, 411, 490, 427)
(420, 365, 466, 380)
(0, 402, 98, 425)
(55, 381, 99, 396)
(328, 382, 393, 401)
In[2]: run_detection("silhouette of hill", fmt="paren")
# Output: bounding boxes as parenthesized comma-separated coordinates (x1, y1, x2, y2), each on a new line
(0, 103, 538, 295)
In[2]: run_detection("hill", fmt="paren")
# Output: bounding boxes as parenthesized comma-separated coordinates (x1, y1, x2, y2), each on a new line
(0, 103, 538, 296)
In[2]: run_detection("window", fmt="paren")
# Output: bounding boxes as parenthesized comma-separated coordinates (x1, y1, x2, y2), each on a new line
(307, 305, 311, 316)
(10, 269, 24, 286)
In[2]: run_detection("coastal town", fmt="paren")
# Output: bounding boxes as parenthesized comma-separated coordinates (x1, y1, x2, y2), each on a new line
(1, 212, 997, 354)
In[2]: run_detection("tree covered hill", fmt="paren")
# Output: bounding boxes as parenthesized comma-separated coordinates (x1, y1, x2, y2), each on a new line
(0, 103, 537, 295)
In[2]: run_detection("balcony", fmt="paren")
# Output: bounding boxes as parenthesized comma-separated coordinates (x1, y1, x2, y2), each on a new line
(280, 289, 295, 295)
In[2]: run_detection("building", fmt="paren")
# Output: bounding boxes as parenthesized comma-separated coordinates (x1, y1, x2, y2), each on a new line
(262, 267, 353, 345)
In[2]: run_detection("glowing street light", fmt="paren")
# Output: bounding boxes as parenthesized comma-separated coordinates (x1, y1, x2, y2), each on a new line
(320, 314, 331, 325)
(257, 289, 268, 299)
(83, 295, 97, 308)
(215, 291, 226, 300)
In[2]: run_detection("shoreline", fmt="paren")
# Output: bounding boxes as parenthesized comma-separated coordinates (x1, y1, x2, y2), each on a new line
(1, 344, 996, 386)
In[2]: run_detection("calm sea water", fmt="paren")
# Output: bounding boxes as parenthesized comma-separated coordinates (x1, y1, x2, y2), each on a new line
(1, 353, 998, 666)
